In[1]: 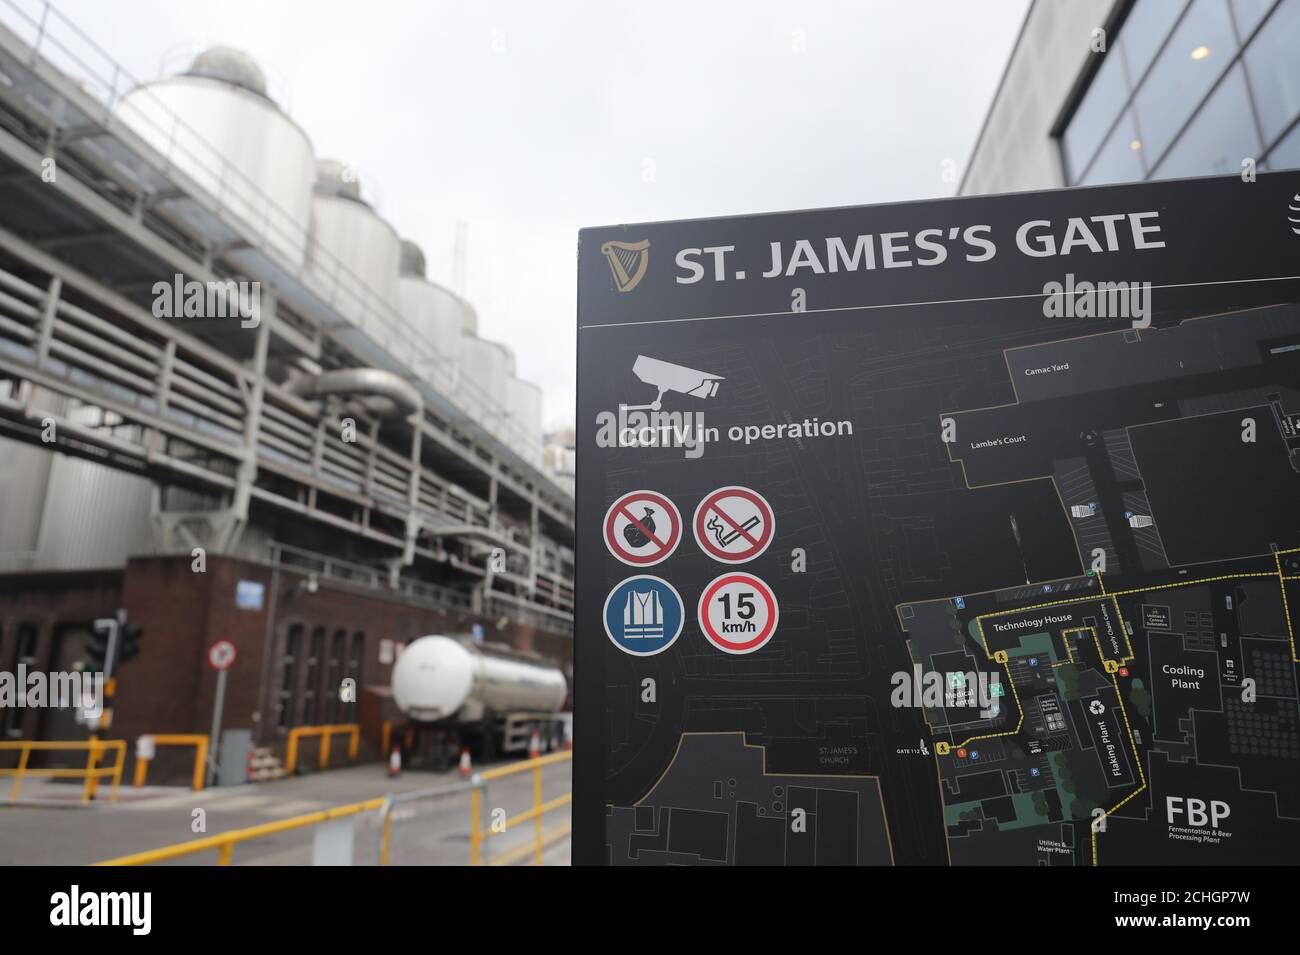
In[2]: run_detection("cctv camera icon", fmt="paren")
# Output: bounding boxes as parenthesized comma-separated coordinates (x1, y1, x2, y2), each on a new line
(628, 355, 724, 411)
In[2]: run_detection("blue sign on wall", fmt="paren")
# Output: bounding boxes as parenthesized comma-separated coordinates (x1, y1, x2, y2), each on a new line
(235, 579, 265, 611)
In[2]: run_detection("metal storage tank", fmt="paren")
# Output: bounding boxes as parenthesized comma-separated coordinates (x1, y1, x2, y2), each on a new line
(506, 376, 543, 465)
(459, 335, 512, 432)
(397, 240, 475, 394)
(308, 159, 401, 341)
(392, 635, 566, 722)
(115, 47, 316, 266)
(459, 299, 480, 336)
(34, 456, 156, 569)
(0, 434, 53, 568)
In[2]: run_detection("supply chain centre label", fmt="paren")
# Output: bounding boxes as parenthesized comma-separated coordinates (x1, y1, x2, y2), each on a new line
(575, 172, 1300, 866)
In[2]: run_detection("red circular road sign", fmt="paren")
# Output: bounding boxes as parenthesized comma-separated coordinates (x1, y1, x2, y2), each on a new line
(693, 486, 775, 564)
(698, 572, 779, 654)
(603, 490, 682, 566)
(208, 640, 237, 671)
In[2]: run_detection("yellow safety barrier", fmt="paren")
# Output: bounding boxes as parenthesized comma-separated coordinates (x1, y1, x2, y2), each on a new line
(285, 723, 360, 775)
(96, 796, 388, 866)
(470, 749, 573, 866)
(132, 734, 209, 792)
(0, 739, 126, 804)
(93, 748, 572, 866)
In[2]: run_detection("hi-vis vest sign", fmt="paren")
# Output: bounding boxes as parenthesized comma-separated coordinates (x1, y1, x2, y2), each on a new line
(576, 172, 1300, 867)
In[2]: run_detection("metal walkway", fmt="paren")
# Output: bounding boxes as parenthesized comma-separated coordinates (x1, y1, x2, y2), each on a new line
(0, 1, 572, 628)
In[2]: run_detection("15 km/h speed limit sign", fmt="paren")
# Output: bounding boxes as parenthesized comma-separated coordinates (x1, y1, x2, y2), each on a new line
(698, 572, 779, 655)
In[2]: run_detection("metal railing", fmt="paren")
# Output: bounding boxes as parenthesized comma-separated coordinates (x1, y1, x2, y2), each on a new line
(273, 542, 474, 613)
(0, 738, 126, 803)
(284, 723, 360, 775)
(132, 734, 208, 792)
(0, 0, 544, 462)
(470, 750, 573, 866)
(97, 797, 388, 867)
(95, 749, 572, 866)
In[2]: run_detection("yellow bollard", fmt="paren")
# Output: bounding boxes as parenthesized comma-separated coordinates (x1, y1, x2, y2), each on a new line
(192, 737, 208, 792)
(381, 811, 393, 867)
(83, 735, 99, 803)
(533, 763, 543, 865)
(286, 729, 300, 774)
(133, 736, 207, 792)
(110, 743, 124, 802)
(10, 743, 31, 803)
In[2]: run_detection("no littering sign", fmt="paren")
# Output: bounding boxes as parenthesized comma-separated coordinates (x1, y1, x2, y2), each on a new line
(604, 489, 682, 566)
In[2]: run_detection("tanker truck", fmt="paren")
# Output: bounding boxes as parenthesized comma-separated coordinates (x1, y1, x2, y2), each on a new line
(390, 635, 569, 768)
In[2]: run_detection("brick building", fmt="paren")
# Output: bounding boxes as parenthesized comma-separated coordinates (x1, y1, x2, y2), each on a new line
(0, 554, 571, 782)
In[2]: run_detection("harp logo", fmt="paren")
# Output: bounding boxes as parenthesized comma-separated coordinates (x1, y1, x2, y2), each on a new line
(601, 239, 650, 293)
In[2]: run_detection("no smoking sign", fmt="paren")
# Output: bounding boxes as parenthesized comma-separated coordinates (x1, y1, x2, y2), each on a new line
(604, 490, 682, 566)
(698, 572, 779, 654)
(693, 486, 774, 563)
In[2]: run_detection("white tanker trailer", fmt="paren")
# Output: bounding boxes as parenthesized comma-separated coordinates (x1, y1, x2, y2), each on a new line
(390, 635, 569, 765)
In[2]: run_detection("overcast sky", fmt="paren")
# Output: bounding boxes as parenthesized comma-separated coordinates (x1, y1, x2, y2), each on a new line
(52, 0, 1027, 428)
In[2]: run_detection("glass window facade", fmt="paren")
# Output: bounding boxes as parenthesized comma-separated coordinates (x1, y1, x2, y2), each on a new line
(1063, 49, 1133, 180)
(1082, 109, 1148, 184)
(1243, 0, 1300, 142)
(1119, 0, 1190, 83)
(1062, 0, 1300, 185)
(1154, 63, 1262, 177)
(1132, 0, 1239, 162)
(1232, 0, 1278, 37)
(1268, 119, 1300, 167)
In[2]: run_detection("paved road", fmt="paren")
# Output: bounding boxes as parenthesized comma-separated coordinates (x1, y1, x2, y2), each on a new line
(0, 758, 571, 866)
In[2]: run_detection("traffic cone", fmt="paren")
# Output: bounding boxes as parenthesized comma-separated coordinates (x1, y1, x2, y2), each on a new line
(529, 727, 542, 759)
(388, 747, 402, 778)
(458, 747, 472, 778)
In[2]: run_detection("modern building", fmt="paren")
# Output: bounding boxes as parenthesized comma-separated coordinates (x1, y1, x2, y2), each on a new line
(0, 6, 573, 771)
(962, 0, 1300, 195)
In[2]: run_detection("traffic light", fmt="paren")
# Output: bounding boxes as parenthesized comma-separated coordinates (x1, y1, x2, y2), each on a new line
(86, 618, 115, 673)
(85, 614, 142, 674)
(118, 623, 143, 664)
